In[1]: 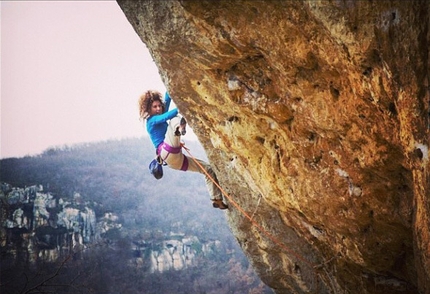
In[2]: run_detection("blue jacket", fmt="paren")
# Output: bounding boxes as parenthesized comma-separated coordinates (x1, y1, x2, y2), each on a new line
(146, 92, 178, 149)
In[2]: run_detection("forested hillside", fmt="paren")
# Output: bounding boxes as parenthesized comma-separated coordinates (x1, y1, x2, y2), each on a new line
(2, 138, 221, 232)
(0, 137, 272, 293)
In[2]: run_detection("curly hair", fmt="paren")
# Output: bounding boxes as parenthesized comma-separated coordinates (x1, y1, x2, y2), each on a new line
(138, 90, 166, 120)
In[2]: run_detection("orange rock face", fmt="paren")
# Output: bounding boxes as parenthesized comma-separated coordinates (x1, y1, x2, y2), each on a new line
(118, 1, 429, 293)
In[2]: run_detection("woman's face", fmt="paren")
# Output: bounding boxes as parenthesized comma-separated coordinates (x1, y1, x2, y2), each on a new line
(150, 100, 163, 116)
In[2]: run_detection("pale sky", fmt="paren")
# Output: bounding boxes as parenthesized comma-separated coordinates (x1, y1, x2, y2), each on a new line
(1, 1, 190, 159)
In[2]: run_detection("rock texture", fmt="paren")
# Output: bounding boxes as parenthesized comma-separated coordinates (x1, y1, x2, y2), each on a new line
(117, 0, 429, 293)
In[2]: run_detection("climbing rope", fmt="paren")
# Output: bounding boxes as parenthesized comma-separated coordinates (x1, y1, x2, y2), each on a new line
(181, 143, 320, 270)
(181, 144, 337, 292)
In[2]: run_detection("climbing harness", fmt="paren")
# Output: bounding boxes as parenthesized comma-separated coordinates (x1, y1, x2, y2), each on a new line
(181, 143, 338, 293)
(157, 142, 188, 171)
(157, 142, 182, 157)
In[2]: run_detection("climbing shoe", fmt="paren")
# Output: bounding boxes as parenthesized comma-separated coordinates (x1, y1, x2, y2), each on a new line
(180, 117, 187, 135)
(174, 117, 187, 136)
(212, 199, 228, 210)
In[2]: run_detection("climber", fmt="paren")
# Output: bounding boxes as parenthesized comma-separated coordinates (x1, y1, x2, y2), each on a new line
(138, 90, 228, 210)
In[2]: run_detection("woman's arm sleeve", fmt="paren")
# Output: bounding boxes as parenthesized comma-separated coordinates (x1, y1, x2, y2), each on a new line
(150, 109, 178, 124)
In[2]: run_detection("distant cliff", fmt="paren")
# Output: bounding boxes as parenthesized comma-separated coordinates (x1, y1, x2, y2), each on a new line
(0, 183, 99, 263)
(0, 183, 221, 272)
(117, 1, 430, 293)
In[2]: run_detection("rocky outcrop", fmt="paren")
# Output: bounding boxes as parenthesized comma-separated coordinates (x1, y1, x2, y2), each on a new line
(0, 183, 100, 263)
(117, 1, 429, 293)
(133, 234, 221, 273)
(1, 183, 223, 274)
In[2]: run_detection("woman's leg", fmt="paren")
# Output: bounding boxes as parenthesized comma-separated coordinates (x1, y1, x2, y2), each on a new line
(160, 116, 184, 169)
(161, 117, 227, 208)
(165, 116, 182, 147)
(186, 157, 223, 201)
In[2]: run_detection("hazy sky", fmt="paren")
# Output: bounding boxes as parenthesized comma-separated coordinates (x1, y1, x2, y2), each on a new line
(1, 1, 178, 158)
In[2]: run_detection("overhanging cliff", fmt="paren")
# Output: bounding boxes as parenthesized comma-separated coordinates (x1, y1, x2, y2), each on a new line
(117, 1, 430, 293)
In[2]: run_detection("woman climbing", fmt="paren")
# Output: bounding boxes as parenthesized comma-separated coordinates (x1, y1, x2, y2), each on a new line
(138, 90, 228, 210)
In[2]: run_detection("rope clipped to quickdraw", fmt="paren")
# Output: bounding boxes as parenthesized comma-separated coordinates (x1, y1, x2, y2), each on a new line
(181, 143, 344, 293)
(181, 143, 318, 269)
